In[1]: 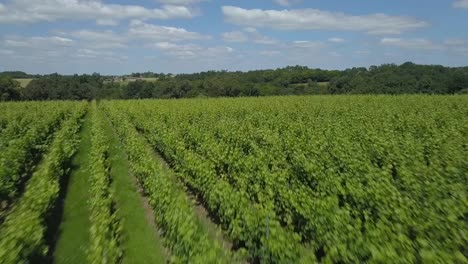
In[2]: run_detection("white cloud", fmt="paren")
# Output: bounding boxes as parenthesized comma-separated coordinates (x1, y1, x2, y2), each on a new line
(243, 27, 257, 33)
(453, 0, 468, 8)
(273, 0, 302, 6)
(260, 50, 281, 56)
(0, 35, 77, 63)
(454, 47, 468, 55)
(444, 39, 465, 46)
(153, 42, 202, 58)
(0, 34, 129, 64)
(443, 40, 468, 56)
(222, 6, 428, 34)
(74, 49, 127, 61)
(0, 49, 14, 55)
(157, 0, 207, 5)
(355, 50, 371, 55)
(328, 51, 341, 57)
(129, 20, 210, 41)
(0, 0, 195, 24)
(58, 23, 210, 49)
(96, 19, 119, 26)
(292, 40, 325, 49)
(248, 28, 278, 45)
(380, 38, 442, 50)
(274, 0, 291, 6)
(60, 30, 128, 49)
(222, 28, 278, 45)
(328, 37, 345, 43)
(4, 36, 73, 48)
(153, 42, 233, 59)
(222, 31, 248, 43)
(380, 38, 468, 57)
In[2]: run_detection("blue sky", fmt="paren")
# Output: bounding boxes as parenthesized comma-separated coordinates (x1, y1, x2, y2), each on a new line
(0, 0, 467, 74)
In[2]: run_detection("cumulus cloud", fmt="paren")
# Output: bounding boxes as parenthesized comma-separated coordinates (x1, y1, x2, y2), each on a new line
(273, 0, 291, 6)
(0, 34, 129, 64)
(260, 50, 281, 56)
(57, 22, 211, 49)
(292, 40, 325, 49)
(152, 42, 233, 59)
(355, 50, 371, 55)
(0, 0, 195, 24)
(444, 39, 466, 46)
(453, 0, 468, 8)
(328, 37, 345, 43)
(222, 28, 277, 44)
(157, 0, 208, 5)
(222, 31, 248, 43)
(74, 49, 127, 61)
(59, 30, 128, 49)
(96, 19, 119, 26)
(0, 49, 14, 55)
(380, 38, 442, 50)
(4, 36, 73, 48)
(0, 35, 77, 62)
(380, 38, 468, 56)
(328, 52, 342, 57)
(129, 20, 210, 41)
(222, 6, 428, 34)
(441, 39, 468, 55)
(273, 0, 302, 6)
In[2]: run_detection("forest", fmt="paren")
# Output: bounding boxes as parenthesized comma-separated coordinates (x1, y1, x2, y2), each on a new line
(1, 62, 468, 101)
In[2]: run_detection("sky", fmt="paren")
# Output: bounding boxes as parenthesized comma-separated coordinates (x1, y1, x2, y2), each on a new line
(0, 0, 467, 75)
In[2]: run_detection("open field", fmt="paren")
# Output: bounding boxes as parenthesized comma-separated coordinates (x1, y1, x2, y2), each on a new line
(289, 81, 330, 88)
(112, 77, 160, 85)
(13, 78, 33, 87)
(0, 95, 467, 263)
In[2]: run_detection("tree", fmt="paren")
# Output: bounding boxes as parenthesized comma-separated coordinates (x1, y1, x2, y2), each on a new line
(0, 76, 21, 101)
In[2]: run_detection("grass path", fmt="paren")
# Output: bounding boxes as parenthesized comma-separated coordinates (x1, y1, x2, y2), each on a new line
(101, 109, 167, 264)
(53, 110, 92, 264)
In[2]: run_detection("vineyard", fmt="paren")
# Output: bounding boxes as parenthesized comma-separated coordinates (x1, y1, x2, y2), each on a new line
(0, 95, 466, 263)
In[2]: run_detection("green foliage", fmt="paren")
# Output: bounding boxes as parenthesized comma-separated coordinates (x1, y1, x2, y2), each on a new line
(53, 110, 93, 264)
(7, 63, 468, 101)
(106, 95, 467, 263)
(101, 105, 168, 263)
(0, 71, 38, 79)
(0, 102, 87, 263)
(22, 74, 102, 100)
(0, 95, 466, 263)
(87, 102, 123, 263)
(0, 102, 82, 216)
(0, 76, 21, 101)
(329, 62, 468, 94)
(102, 103, 233, 263)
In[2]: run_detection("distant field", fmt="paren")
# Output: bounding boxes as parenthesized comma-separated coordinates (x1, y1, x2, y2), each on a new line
(290, 81, 329, 87)
(139, 77, 159, 82)
(119, 77, 159, 84)
(14, 78, 33, 87)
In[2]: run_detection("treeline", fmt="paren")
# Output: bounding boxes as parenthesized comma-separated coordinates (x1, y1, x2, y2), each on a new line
(0, 71, 41, 79)
(1, 62, 467, 101)
(329, 62, 468, 94)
